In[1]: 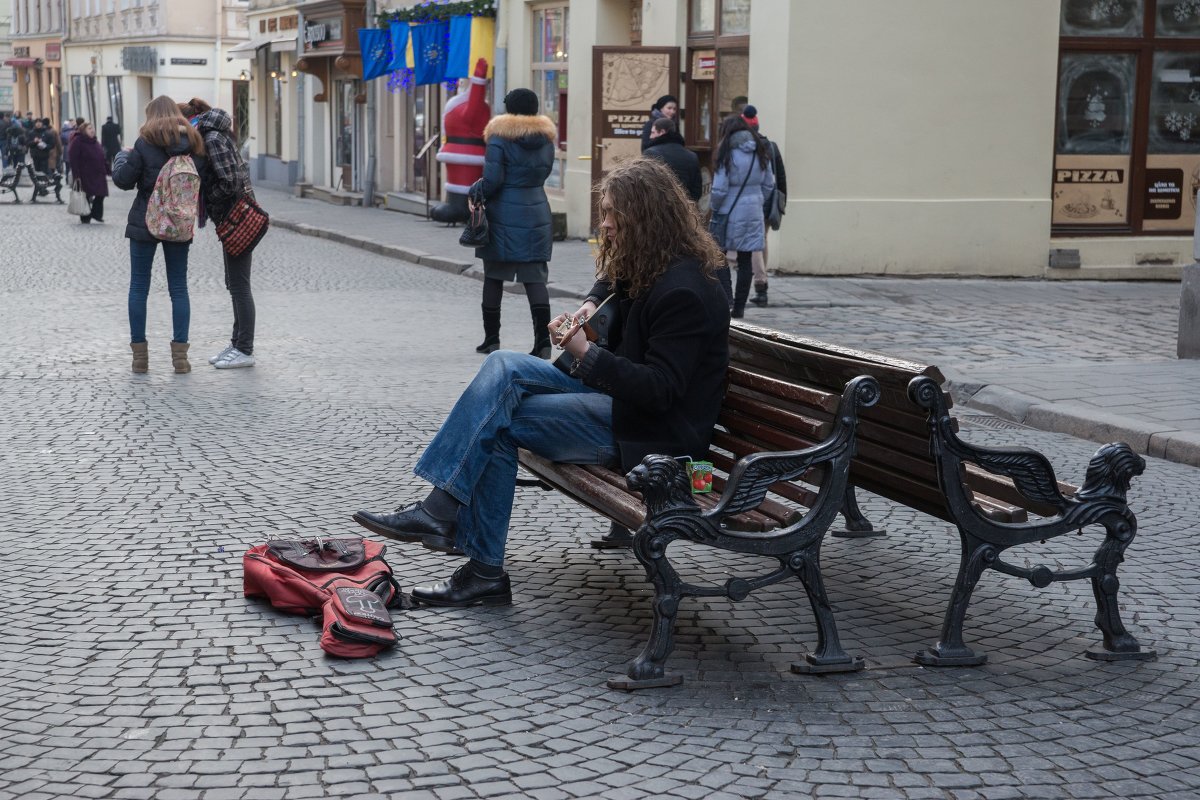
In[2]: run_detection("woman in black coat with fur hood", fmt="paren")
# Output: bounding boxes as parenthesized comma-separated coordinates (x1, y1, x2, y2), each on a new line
(468, 88, 557, 358)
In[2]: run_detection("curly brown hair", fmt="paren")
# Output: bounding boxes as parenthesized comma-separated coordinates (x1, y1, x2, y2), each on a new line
(595, 157, 725, 297)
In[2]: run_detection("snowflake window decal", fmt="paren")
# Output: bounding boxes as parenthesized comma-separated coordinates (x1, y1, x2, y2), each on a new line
(1090, 0, 1126, 22)
(1176, 0, 1200, 22)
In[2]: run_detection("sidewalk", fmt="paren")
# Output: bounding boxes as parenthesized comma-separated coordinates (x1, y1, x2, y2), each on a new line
(257, 184, 1200, 469)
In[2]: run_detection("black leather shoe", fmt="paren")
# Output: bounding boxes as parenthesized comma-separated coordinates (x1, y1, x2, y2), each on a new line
(352, 503, 463, 555)
(411, 564, 512, 607)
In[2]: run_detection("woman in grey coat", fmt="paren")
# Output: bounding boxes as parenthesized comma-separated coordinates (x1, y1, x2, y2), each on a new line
(709, 115, 775, 317)
(469, 88, 557, 358)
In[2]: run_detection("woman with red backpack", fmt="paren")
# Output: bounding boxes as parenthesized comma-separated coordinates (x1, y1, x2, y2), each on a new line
(112, 96, 208, 374)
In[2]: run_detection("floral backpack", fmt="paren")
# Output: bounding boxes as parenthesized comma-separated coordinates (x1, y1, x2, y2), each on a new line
(145, 154, 201, 241)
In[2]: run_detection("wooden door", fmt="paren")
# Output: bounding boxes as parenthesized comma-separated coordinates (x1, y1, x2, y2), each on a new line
(590, 46, 680, 228)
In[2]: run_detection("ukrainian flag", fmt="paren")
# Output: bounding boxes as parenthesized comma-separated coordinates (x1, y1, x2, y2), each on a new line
(388, 21, 413, 71)
(445, 15, 495, 80)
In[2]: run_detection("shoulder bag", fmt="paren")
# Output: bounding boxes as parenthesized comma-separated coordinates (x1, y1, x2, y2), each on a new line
(707, 159, 753, 250)
(216, 195, 270, 258)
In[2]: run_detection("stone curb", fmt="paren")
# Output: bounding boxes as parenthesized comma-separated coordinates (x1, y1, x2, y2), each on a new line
(272, 216, 591, 300)
(950, 382, 1200, 468)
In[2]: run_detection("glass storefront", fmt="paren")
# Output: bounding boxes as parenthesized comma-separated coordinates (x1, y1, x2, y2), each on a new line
(1054, 0, 1200, 233)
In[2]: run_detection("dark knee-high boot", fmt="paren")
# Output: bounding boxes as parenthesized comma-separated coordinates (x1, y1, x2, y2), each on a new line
(529, 303, 552, 359)
(476, 305, 501, 354)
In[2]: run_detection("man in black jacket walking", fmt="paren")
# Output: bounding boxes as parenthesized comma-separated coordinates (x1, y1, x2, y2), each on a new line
(643, 118, 702, 203)
(101, 117, 122, 169)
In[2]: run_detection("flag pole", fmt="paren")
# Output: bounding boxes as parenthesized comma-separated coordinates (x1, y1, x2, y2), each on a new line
(362, 0, 377, 208)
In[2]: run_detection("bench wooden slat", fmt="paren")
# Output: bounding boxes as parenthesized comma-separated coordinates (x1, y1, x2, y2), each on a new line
(730, 323, 947, 388)
(726, 366, 842, 413)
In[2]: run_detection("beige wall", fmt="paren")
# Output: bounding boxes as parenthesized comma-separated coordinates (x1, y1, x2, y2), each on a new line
(755, 0, 1060, 276)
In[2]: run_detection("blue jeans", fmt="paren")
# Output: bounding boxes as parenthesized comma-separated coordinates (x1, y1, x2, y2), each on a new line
(129, 239, 191, 344)
(414, 350, 618, 567)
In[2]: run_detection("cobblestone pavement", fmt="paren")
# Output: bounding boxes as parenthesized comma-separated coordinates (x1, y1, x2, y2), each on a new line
(254, 185, 1200, 466)
(1, 192, 1199, 799)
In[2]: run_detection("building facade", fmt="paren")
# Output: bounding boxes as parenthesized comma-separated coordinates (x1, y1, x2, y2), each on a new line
(236, 0, 302, 188)
(0, 0, 13, 114)
(289, 1, 1196, 277)
(62, 0, 249, 144)
(7, 0, 64, 127)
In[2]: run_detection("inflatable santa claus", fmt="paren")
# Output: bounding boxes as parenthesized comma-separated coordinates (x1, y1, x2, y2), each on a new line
(430, 58, 491, 223)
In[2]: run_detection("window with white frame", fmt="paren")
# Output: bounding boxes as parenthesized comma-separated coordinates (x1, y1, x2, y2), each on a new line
(532, 3, 568, 190)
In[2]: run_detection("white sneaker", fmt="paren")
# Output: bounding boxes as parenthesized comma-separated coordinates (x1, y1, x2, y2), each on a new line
(208, 344, 235, 365)
(214, 348, 256, 369)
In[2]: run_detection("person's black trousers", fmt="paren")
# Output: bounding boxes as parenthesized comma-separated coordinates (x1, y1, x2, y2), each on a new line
(223, 248, 256, 355)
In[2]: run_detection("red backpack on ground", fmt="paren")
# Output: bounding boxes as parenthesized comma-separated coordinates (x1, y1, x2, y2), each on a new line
(243, 537, 401, 658)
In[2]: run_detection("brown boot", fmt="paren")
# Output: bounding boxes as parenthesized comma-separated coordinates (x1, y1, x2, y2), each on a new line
(130, 341, 149, 373)
(170, 341, 191, 374)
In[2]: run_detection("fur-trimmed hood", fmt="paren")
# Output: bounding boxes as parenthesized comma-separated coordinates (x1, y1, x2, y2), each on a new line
(483, 113, 557, 147)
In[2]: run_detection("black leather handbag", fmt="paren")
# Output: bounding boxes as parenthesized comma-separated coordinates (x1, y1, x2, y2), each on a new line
(459, 183, 490, 248)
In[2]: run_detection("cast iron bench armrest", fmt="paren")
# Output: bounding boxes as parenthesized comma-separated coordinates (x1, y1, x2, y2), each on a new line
(906, 375, 1154, 666)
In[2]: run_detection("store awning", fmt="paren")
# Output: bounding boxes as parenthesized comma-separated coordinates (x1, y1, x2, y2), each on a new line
(3, 58, 40, 68)
(227, 36, 296, 59)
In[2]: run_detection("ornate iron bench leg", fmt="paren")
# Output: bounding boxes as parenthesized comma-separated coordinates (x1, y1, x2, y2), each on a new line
(607, 526, 685, 690)
(1086, 518, 1157, 662)
(915, 531, 992, 667)
(832, 486, 886, 538)
(789, 540, 865, 675)
(591, 521, 634, 550)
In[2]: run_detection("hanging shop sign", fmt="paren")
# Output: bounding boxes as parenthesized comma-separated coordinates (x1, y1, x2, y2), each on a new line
(45, 44, 61, 62)
(305, 18, 343, 49)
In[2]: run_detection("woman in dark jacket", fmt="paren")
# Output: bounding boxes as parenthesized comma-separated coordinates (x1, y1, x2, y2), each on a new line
(469, 88, 557, 358)
(66, 122, 109, 224)
(181, 98, 259, 370)
(112, 95, 207, 375)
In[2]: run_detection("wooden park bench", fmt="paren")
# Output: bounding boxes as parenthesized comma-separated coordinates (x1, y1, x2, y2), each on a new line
(518, 322, 1155, 689)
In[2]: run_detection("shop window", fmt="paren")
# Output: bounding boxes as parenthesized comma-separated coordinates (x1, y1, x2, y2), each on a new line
(690, 0, 715, 34)
(107, 76, 123, 128)
(532, 3, 568, 189)
(687, 1, 751, 156)
(267, 53, 283, 157)
(720, 0, 751, 36)
(1157, 0, 1200, 36)
(1061, 0, 1144, 37)
(1054, 1, 1200, 234)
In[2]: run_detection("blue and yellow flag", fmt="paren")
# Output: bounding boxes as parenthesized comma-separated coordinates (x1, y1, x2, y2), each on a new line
(388, 21, 411, 71)
(445, 15, 495, 80)
(358, 28, 391, 81)
(411, 21, 450, 85)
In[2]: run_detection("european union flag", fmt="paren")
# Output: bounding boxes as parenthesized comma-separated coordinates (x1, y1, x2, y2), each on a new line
(388, 21, 409, 71)
(358, 28, 390, 81)
(412, 21, 449, 86)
